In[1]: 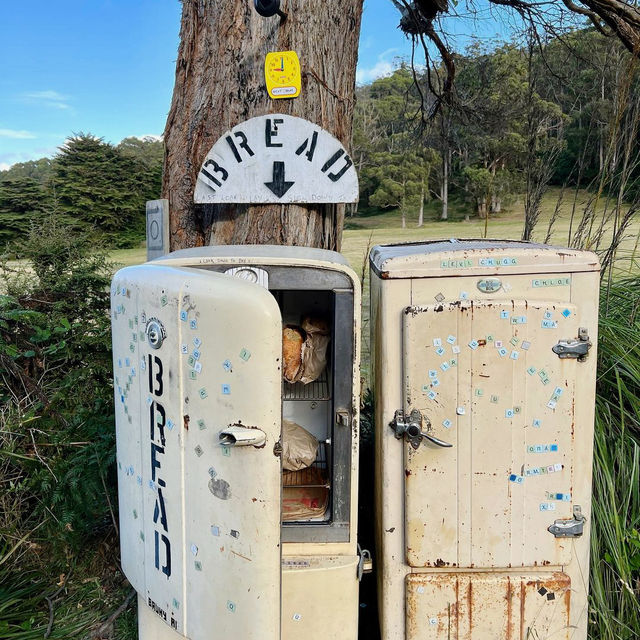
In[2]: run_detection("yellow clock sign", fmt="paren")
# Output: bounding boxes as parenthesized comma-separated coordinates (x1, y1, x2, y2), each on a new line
(265, 51, 301, 99)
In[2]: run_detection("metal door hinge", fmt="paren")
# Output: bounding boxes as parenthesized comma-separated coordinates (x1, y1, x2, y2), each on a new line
(552, 327, 591, 361)
(548, 505, 585, 538)
(357, 545, 373, 581)
(390, 409, 452, 450)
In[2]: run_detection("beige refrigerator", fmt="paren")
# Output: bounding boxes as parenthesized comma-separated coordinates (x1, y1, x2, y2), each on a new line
(370, 240, 600, 640)
(111, 246, 362, 640)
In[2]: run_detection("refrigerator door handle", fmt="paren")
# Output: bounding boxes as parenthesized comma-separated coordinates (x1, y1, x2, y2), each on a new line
(390, 409, 453, 450)
(219, 425, 267, 448)
(420, 431, 453, 448)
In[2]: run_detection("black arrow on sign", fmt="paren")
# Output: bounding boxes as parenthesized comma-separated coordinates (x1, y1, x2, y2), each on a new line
(264, 161, 294, 198)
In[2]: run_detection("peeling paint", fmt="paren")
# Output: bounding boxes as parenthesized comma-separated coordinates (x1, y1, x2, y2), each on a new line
(208, 477, 231, 500)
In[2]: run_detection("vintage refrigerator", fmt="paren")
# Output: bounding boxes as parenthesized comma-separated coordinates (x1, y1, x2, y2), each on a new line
(110, 245, 361, 640)
(370, 239, 600, 640)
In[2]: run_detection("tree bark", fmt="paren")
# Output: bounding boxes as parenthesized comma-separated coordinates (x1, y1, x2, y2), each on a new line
(417, 178, 424, 227)
(163, 0, 363, 251)
(440, 147, 449, 221)
(477, 197, 488, 218)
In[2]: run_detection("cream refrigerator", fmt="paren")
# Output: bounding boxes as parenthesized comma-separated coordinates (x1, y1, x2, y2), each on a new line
(110, 246, 361, 640)
(370, 240, 600, 640)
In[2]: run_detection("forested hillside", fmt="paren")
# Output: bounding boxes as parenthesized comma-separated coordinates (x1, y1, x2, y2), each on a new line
(0, 135, 162, 248)
(354, 28, 639, 235)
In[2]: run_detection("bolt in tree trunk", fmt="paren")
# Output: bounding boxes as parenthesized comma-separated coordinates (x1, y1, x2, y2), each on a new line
(163, 0, 363, 251)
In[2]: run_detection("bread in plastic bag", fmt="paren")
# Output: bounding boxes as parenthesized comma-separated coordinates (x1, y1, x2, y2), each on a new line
(281, 419, 318, 471)
(282, 317, 330, 384)
(299, 316, 330, 384)
(282, 466, 329, 521)
(282, 326, 304, 383)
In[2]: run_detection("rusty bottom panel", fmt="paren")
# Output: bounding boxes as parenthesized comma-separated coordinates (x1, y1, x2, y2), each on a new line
(406, 572, 571, 640)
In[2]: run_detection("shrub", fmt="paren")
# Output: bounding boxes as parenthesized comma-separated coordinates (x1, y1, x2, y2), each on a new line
(0, 220, 116, 555)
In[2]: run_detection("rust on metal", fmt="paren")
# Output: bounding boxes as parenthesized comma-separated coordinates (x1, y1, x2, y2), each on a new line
(405, 572, 571, 640)
(505, 577, 512, 639)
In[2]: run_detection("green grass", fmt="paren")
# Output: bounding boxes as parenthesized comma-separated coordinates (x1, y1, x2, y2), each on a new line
(0, 565, 100, 639)
(0, 537, 136, 640)
(108, 188, 640, 279)
(589, 278, 640, 640)
(340, 189, 640, 275)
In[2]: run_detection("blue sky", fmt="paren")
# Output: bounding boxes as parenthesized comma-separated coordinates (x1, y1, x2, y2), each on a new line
(0, 1, 516, 170)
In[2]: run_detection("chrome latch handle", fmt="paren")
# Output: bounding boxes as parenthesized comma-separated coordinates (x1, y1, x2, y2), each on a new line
(552, 327, 591, 361)
(422, 432, 453, 448)
(390, 409, 452, 450)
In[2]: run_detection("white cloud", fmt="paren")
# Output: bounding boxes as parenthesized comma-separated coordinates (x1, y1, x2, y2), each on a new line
(356, 48, 401, 84)
(23, 90, 67, 101)
(132, 134, 163, 142)
(0, 128, 37, 139)
(361, 35, 374, 49)
(19, 90, 71, 110)
(356, 60, 395, 84)
(0, 162, 12, 171)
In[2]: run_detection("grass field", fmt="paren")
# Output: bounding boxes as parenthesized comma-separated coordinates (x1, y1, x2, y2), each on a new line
(111, 188, 640, 277)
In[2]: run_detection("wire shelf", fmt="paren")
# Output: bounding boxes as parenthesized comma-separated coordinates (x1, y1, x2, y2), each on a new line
(283, 370, 330, 401)
(282, 441, 329, 488)
(282, 440, 330, 522)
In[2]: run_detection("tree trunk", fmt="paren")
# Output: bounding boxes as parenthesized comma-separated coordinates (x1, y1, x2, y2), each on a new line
(599, 72, 605, 175)
(440, 147, 449, 221)
(163, 0, 363, 251)
(417, 178, 424, 227)
(401, 187, 406, 229)
(477, 197, 488, 218)
(351, 151, 365, 217)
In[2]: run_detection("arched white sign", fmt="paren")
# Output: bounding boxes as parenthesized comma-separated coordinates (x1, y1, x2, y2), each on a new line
(193, 114, 358, 204)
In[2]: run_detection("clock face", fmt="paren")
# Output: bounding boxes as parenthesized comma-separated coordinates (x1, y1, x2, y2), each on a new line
(265, 51, 301, 99)
(266, 53, 298, 83)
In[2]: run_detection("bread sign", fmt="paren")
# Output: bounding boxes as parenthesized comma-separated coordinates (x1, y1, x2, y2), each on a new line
(193, 114, 358, 204)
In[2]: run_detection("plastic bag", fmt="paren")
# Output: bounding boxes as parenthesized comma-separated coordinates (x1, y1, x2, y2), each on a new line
(299, 317, 330, 384)
(282, 466, 329, 521)
(281, 419, 318, 471)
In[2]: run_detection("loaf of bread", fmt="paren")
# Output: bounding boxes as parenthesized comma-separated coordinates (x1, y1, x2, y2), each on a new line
(283, 326, 304, 383)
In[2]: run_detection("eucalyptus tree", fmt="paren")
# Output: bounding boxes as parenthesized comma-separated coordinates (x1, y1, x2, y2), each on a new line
(163, 0, 363, 250)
